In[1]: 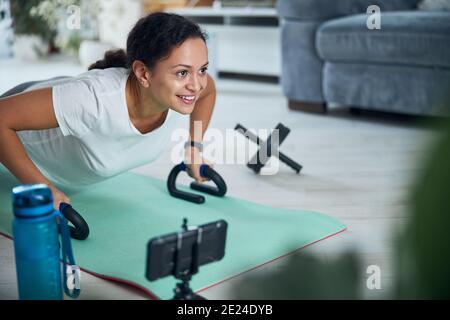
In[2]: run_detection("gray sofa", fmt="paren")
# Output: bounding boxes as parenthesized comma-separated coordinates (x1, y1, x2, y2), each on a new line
(277, 0, 450, 116)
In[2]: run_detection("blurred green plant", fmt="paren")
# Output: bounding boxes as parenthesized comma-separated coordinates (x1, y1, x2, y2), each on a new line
(395, 119, 450, 299)
(233, 251, 362, 299)
(10, 0, 56, 43)
(27, 0, 100, 55)
(30, 0, 79, 31)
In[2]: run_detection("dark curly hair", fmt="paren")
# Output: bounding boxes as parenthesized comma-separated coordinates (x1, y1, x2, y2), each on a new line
(88, 12, 207, 71)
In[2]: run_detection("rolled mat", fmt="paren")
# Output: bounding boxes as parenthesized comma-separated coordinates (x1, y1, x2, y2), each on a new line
(0, 168, 346, 299)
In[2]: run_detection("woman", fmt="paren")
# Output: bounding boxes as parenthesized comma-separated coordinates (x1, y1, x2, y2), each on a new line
(0, 12, 216, 209)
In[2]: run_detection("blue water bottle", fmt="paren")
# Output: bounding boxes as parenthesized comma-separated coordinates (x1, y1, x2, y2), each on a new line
(12, 184, 80, 300)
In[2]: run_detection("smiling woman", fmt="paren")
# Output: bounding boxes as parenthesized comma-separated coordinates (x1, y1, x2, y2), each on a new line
(0, 12, 217, 210)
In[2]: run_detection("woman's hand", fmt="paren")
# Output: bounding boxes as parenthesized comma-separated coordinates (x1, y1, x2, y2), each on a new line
(48, 184, 71, 210)
(184, 146, 213, 183)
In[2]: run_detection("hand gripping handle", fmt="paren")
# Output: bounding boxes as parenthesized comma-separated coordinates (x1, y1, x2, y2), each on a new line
(59, 203, 90, 240)
(190, 164, 227, 197)
(167, 162, 227, 204)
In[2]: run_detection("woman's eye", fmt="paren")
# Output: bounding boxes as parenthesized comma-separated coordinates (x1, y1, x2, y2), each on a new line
(177, 67, 208, 77)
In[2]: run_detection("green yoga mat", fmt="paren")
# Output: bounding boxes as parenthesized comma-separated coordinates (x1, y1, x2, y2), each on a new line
(0, 168, 346, 299)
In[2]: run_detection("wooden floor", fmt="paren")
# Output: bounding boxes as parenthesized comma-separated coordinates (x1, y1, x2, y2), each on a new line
(0, 56, 440, 299)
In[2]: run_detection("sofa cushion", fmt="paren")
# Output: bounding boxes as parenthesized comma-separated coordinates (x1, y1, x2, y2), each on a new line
(323, 62, 450, 116)
(316, 11, 450, 68)
(277, 0, 421, 21)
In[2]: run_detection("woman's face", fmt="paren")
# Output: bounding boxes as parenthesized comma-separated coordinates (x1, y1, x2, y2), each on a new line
(148, 37, 209, 115)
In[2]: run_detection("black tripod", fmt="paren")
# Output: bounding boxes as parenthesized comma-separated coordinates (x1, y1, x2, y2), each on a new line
(172, 275, 205, 300)
(171, 218, 206, 300)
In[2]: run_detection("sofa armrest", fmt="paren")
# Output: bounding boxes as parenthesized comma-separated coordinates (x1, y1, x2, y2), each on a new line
(277, 0, 421, 21)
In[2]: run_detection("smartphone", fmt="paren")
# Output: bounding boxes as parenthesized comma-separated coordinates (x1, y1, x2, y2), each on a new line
(146, 220, 228, 281)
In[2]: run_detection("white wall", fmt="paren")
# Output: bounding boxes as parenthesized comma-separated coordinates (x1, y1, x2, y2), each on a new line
(97, 0, 144, 48)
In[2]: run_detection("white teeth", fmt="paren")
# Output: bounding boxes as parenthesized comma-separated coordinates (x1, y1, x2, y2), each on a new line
(179, 95, 194, 100)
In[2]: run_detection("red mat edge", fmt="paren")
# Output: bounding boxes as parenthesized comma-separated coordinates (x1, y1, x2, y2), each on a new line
(1, 227, 347, 300)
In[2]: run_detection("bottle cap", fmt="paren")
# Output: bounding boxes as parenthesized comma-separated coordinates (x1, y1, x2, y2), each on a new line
(12, 184, 54, 218)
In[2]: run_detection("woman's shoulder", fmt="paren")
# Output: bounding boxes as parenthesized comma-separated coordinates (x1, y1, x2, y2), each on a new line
(48, 67, 130, 137)
(76, 67, 129, 94)
(22, 67, 129, 96)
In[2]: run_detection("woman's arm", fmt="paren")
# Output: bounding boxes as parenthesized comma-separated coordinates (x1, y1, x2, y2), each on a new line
(185, 74, 216, 182)
(189, 73, 216, 144)
(0, 88, 70, 207)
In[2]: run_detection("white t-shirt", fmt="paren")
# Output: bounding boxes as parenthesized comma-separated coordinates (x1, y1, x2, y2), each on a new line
(17, 68, 184, 189)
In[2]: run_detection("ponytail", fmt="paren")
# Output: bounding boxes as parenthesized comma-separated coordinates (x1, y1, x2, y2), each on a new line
(88, 49, 128, 71)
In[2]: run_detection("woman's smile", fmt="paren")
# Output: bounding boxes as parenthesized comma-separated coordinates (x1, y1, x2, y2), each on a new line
(176, 94, 197, 105)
